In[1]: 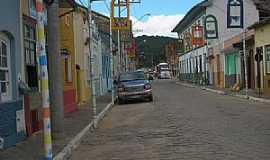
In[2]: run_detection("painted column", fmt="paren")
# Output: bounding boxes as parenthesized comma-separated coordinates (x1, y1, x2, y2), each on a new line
(36, 0, 53, 159)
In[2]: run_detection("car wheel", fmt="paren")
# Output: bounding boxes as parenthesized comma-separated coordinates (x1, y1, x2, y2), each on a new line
(149, 95, 153, 102)
(118, 98, 125, 105)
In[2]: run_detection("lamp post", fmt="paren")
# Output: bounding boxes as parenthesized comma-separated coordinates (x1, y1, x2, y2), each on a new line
(87, 0, 105, 128)
(87, 0, 115, 108)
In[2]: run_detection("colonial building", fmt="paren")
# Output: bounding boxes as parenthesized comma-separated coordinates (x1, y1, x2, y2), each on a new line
(73, 5, 91, 105)
(173, 0, 260, 88)
(249, 18, 270, 96)
(173, 0, 211, 85)
(92, 11, 113, 95)
(0, 0, 77, 149)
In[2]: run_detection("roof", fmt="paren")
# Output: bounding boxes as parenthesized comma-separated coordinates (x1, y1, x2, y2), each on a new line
(248, 18, 270, 29)
(59, 0, 77, 8)
(252, 0, 270, 13)
(92, 11, 110, 21)
(172, 0, 211, 33)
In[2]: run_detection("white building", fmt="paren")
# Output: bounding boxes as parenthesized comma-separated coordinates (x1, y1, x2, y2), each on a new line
(173, 0, 260, 87)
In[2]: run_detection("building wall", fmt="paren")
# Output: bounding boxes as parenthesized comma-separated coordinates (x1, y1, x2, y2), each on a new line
(207, 0, 259, 45)
(179, 46, 208, 84)
(73, 9, 91, 105)
(255, 23, 270, 95)
(59, 8, 77, 113)
(206, 0, 259, 88)
(0, 0, 26, 149)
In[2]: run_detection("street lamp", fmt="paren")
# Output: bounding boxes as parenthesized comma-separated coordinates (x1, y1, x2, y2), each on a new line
(132, 13, 151, 33)
(87, 0, 107, 128)
(133, 13, 151, 25)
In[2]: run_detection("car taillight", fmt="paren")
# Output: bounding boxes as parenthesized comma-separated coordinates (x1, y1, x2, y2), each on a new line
(144, 84, 151, 90)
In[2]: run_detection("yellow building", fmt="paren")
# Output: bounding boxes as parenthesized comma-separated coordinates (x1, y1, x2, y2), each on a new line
(251, 19, 270, 95)
(73, 6, 91, 104)
(60, 5, 91, 107)
(59, 8, 77, 112)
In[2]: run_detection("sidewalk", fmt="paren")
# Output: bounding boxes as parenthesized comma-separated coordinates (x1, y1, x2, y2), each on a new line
(176, 81, 270, 104)
(0, 93, 113, 160)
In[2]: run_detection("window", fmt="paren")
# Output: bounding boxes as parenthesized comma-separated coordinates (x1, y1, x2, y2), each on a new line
(205, 15, 218, 39)
(24, 23, 38, 89)
(65, 15, 70, 26)
(29, 0, 37, 18)
(0, 33, 11, 101)
(265, 45, 270, 74)
(227, 0, 244, 28)
(24, 24, 36, 66)
(64, 55, 72, 83)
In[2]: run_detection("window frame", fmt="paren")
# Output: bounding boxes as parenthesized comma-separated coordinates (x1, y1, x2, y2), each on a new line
(0, 33, 12, 102)
(227, 0, 244, 28)
(264, 45, 270, 74)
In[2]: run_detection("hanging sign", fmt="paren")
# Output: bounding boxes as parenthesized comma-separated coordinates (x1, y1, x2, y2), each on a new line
(121, 20, 132, 42)
(205, 15, 218, 39)
(125, 39, 136, 58)
(192, 26, 204, 46)
(227, 0, 244, 28)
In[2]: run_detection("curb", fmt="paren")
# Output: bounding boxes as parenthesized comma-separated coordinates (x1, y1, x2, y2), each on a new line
(249, 96, 270, 103)
(175, 82, 196, 88)
(53, 102, 114, 160)
(176, 81, 270, 104)
(202, 87, 226, 95)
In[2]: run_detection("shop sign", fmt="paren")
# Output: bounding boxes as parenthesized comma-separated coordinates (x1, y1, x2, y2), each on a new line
(112, 18, 131, 31)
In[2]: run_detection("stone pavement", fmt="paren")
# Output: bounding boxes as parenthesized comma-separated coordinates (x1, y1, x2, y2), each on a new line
(71, 80, 270, 160)
(0, 93, 112, 160)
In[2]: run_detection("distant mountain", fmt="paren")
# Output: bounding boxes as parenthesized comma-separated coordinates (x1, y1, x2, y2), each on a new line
(135, 35, 177, 68)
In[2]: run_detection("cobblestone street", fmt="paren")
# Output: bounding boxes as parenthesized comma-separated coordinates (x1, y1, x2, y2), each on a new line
(71, 80, 270, 160)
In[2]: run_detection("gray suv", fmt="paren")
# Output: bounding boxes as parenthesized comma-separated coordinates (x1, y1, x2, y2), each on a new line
(115, 71, 153, 104)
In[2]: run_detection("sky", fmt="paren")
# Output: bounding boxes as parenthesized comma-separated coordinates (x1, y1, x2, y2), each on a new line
(79, 0, 202, 37)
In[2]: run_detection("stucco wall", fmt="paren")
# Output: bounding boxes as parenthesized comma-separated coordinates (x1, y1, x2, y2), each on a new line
(255, 23, 270, 94)
(207, 0, 259, 45)
(73, 9, 90, 104)
(0, 0, 26, 149)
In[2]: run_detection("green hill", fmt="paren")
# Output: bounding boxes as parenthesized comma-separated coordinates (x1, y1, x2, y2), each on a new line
(135, 35, 177, 68)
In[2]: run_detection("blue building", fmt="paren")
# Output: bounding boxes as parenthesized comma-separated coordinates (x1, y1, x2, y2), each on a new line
(101, 33, 112, 95)
(0, 0, 26, 149)
(92, 11, 113, 95)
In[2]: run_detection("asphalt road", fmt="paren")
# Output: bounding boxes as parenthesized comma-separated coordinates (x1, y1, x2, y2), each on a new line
(71, 80, 270, 160)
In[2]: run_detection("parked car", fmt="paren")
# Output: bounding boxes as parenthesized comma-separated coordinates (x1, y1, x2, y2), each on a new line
(115, 71, 153, 104)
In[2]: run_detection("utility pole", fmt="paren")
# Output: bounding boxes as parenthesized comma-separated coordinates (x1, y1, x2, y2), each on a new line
(117, 0, 121, 74)
(87, 0, 97, 128)
(243, 29, 248, 97)
(36, 0, 53, 159)
(47, 0, 65, 137)
(110, 3, 115, 103)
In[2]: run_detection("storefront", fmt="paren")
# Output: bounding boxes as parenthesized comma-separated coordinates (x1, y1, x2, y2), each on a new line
(251, 19, 270, 95)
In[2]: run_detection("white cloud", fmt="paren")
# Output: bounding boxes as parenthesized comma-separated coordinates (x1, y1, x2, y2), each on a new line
(132, 15, 184, 38)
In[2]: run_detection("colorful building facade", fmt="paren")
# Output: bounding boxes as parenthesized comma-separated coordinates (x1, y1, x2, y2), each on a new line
(0, 0, 26, 149)
(174, 0, 260, 89)
(251, 19, 270, 95)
